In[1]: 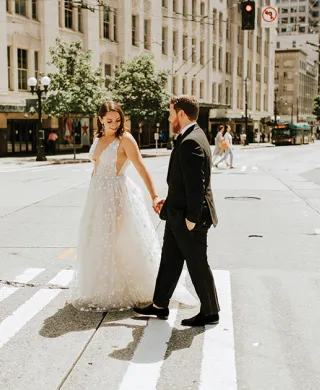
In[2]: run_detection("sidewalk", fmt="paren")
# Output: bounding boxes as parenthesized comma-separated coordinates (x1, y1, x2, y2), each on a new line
(0, 143, 274, 167)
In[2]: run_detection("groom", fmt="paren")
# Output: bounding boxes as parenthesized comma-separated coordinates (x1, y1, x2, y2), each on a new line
(134, 95, 220, 326)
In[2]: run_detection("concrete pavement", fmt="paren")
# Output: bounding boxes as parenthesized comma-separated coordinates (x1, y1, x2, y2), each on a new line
(0, 141, 320, 389)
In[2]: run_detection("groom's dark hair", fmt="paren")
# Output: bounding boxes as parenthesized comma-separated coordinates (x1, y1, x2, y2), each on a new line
(171, 95, 199, 121)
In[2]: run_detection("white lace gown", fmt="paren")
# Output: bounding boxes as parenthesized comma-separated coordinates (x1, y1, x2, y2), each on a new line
(70, 137, 197, 311)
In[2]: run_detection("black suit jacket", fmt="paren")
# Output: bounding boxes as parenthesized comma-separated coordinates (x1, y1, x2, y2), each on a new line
(160, 124, 218, 228)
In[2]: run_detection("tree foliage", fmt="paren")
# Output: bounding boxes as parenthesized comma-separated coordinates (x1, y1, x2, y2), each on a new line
(106, 54, 170, 125)
(42, 38, 108, 119)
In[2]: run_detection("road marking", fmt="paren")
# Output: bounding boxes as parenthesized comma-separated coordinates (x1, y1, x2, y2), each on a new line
(199, 270, 237, 390)
(119, 301, 179, 390)
(315, 229, 320, 235)
(240, 166, 247, 172)
(57, 248, 76, 260)
(252, 166, 259, 170)
(0, 270, 73, 349)
(118, 271, 190, 390)
(0, 268, 45, 303)
(72, 169, 80, 172)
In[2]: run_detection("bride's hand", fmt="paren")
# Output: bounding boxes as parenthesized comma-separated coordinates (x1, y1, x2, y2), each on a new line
(152, 198, 164, 214)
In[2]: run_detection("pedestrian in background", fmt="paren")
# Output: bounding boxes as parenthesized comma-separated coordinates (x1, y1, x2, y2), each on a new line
(215, 125, 234, 169)
(48, 130, 58, 155)
(212, 125, 224, 165)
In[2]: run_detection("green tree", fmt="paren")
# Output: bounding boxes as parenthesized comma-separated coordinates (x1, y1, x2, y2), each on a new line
(107, 54, 170, 145)
(313, 95, 320, 120)
(42, 38, 108, 157)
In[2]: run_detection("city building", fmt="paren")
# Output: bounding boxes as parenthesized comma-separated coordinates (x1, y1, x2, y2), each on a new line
(275, 48, 318, 123)
(0, 0, 276, 156)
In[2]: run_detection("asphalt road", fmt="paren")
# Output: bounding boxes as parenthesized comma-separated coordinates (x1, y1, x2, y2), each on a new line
(0, 142, 320, 390)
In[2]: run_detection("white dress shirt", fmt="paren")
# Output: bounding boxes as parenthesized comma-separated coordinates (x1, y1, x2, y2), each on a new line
(181, 122, 197, 136)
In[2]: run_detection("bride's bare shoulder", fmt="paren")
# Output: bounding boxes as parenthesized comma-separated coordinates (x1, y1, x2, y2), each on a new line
(120, 131, 136, 146)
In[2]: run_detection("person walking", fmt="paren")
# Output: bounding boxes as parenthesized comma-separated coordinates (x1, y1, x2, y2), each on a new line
(214, 125, 234, 169)
(48, 130, 58, 155)
(212, 125, 225, 165)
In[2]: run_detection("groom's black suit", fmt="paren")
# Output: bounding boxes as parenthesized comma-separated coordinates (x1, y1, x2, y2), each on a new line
(153, 124, 220, 315)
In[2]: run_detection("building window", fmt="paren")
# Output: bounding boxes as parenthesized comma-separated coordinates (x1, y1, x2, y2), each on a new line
(132, 15, 138, 46)
(212, 83, 216, 102)
(18, 48, 28, 90)
(183, 0, 187, 17)
(65, 0, 73, 29)
(277, 42, 280, 49)
(114, 12, 117, 42)
(105, 64, 112, 88)
(200, 80, 204, 99)
(264, 67, 268, 83)
(32, 0, 37, 19)
(173, 76, 177, 95)
(226, 86, 230, 105)
(78, 8, 82, 33)
(144, 20, 151, 50)
(256, 64, 261, 81)
(173, 0, 178, 13)
(218, 84, 222, 103)
(192, 38, 196, 63)
(200, 1, 205, 24)
(218, 47, 222, 70)
(162, 0, 168, 8)
(219, 12, 223, 35)
(200, 41, 204, 65)
(15, 0, 26, 16)
(212, 9, 216, 34)
(58, 0, 62, 27)
(183, 78, 187, 94)
(7, 47, 11, 90)
(212, 44, 216, 69)
(162, 26, 168, 55)
(192, 78, 196, 95)
(173, 31, 178, 57)
(192, 0, 196, 17)
(103, 7, 110, 39)
(293, 41, 296, 48)
(34, 51, 39, 81)
(183, 35, 188, 60)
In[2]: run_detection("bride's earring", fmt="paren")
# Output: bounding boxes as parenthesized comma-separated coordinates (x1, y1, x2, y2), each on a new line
(101, 122, 105, 135)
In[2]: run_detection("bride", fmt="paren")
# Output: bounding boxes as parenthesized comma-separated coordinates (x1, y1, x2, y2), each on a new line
(70, 101, 196, 312)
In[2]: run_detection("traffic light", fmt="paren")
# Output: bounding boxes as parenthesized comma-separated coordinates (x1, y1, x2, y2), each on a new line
(241, 1, 256, 30)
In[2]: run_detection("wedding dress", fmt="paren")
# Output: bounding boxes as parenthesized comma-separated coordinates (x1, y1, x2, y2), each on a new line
(70, 137, 197, 311)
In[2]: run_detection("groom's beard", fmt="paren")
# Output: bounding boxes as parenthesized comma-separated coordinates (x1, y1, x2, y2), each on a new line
(172, 118, 181, 135)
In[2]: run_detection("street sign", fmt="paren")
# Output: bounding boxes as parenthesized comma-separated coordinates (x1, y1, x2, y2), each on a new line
(154, 133, 159, 140)
(261, 6, 278, 28)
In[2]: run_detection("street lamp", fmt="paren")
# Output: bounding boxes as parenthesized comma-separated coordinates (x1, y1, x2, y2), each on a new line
(27, 76, 51, 161)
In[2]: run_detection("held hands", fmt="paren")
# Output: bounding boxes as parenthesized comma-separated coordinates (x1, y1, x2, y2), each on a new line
(152, 197, 165, 215)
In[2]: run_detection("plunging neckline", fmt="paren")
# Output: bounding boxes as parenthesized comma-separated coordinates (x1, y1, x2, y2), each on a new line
(93, 138, 118, 162)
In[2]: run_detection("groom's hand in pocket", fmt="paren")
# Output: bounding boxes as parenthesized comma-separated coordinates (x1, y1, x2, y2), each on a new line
(185, 218, 196, 231)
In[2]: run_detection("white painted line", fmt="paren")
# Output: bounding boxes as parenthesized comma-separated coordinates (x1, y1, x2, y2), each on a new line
(72, 169, 80, 172)
(252, 166, 258, 170)
(0, 270, 73, 349)
(240, 166, 247, 172)
(0, 268, 45, 303)
(119, 301, 178, 390)
(199, 270, 237, 390)
(315, 229, 320, 235)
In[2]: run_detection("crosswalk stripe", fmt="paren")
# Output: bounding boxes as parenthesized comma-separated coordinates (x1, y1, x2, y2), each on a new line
(0, 268, 45, 303)
(200, 270, 237, 389)
(252, 166, 258, 170)
(241, 166, 247, 172)
(0, 270, 73, 349)
(119, 302, 179, 390)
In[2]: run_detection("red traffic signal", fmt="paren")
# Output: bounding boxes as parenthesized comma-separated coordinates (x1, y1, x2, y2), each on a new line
(241, 1, 255, 30)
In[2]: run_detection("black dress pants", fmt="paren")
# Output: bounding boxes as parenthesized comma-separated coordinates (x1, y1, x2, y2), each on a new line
(153, 216, 220, 315)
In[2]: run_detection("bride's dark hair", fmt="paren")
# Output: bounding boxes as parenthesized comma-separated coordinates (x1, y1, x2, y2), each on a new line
(96, 101, 126, 138)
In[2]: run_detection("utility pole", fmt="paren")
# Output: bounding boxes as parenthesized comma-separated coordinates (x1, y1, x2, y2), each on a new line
(296, 97, 299, 122)
(274, 92, 278, 128)
(245, 77, 248, 138)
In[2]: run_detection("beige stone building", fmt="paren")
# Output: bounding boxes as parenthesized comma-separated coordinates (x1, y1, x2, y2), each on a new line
(275, 49, 318, 123)
(0, 0, 276, 156)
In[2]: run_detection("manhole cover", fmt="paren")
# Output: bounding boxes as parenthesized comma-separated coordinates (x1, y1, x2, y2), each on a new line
(248, 235, 263, 238)
(225, 196, 261, 201)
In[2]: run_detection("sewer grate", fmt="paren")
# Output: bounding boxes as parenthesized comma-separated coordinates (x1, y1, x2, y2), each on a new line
(225, 196, 261, 201)
(248, 235, 263, 238)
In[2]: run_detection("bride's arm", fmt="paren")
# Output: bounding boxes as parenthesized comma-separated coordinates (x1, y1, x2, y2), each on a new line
(121, 134, 159, 209)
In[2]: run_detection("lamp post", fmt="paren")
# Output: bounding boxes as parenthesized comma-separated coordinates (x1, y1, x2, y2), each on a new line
(244, 77, 248, 141)
(155, 122, 160, 153)
(27, 76, 51, 161)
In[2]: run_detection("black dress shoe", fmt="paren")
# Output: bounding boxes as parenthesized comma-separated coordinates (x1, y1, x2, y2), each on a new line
(181, 312, 219, 327)
(133, 304, 169, 319)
